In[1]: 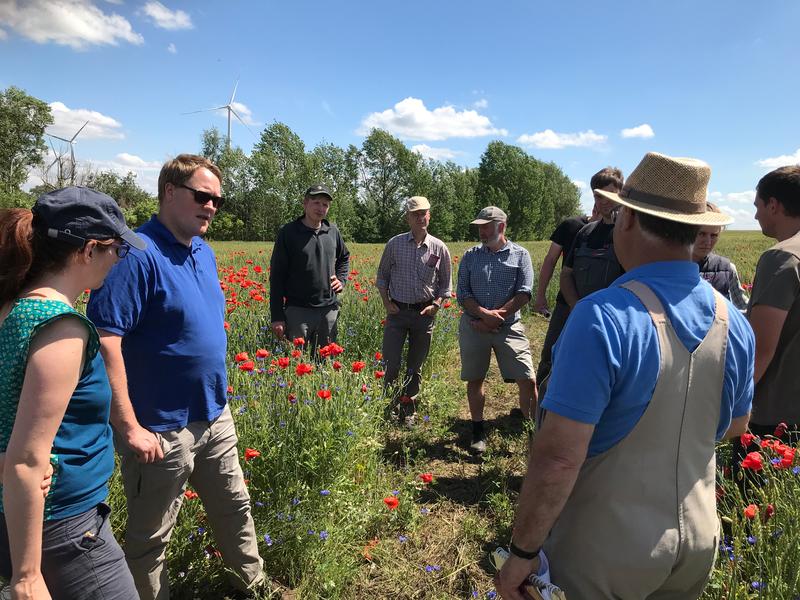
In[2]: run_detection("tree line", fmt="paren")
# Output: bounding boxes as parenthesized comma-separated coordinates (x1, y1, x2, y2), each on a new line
(1, 85, 582, 242)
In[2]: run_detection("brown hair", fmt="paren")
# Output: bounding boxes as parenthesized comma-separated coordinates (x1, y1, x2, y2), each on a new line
(157, 154, 223, 203)
(0, 209, 79, 305)
(591, 167, 624, 192)
(757, 165, 800, 218)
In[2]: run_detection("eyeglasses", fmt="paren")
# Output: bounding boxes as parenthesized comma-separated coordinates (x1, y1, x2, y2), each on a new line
(110, 242, 130, 259)
(178, 184, 225, 209)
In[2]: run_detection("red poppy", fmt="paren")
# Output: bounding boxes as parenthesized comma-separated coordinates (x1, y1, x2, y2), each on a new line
(317, 389, 332, 400)
(744, 504, 758, 520)
(184, 489, 199, 500)
(293, 337, 305, 347)
(419, 473, 433, 484)
(361, 384, 368, 393)
(238, 361, 255, 372)
(780, 448, 796, 468)
(253, 265, 263, 273)
(442, 300, 452, 309)
(362, 296, 369, 302)
(352, 361, 366, 373)
(226, 385, 234, 393)
(740, 432, 756, 448)
(291, 349, 302, 358)
(741, 452, 764, 471)
(775, 422, 789, 438)
(374, 352, 383, 361)
(296, 363, 313, 376)
(288, 393, 297, 403)
(224, 321, 230, 330)
(277, 357, 290, 369)
(374, 370, 385, 379)
(399, 395, 413, 405)
(256, 348, 269, 358)
(234, 352, 249, 362)
(765, 503, 776, 521)
(332, 360, 342, 370)
(383, 496, 399, 510)
(244, 448, 261, 461)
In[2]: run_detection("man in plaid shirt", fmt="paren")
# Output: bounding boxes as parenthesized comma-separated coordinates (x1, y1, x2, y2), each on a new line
(376, 196, 452, 425)
(457, 206, 537, 453)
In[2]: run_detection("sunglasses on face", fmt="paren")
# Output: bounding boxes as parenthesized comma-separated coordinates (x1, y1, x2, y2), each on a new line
(178, 184, 225, 209)
(109, 241, 130, 258)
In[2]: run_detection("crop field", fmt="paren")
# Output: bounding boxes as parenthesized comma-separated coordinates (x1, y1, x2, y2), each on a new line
(99, 231, 799, 599)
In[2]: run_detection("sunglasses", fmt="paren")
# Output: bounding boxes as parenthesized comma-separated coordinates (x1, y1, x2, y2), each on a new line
(109, 241, 130, 259)
(178, 184, 225, 209)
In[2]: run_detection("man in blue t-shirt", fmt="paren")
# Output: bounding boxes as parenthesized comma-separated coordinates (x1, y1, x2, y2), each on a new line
(87, 155, 264, 600)
(496, 153, 755, 600)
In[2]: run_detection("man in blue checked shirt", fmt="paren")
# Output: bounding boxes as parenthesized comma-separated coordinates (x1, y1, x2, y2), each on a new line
(457, 206, 537, 453)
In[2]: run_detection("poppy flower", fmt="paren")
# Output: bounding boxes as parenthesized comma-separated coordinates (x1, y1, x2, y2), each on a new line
(419, 473, 433, 484)
(226, 385, 234, 394)
(332, 360, 342, 370)
(765, 503, 775, 521)
(744, 504, 758, 520)
(293, 337, 305, 347)
(296, 363, 313, 376)
(741, 452, 764, 471)
(291, 349, 302, 358)
(253, 265, 263, 273)
(442, 300, 452, 309)
(224, 321, 230, 330)
(740, 432, 756, 447)
(244, 448, 261, 461)
(383, 496, 399, 510)
(256, 348, 269, 358)
(317, 389, 332, 400)
(775, 422, 788, 438)
(374, 352, 383, 361)
(235, 352, 249, 362)
(361, 384, 368, 393)
(352, 361, 366, 373)
(288, 393, 297, 404)
(374, 370, 385, 379)
(277, 357, 290, 369)
(238, 361, 255, 372)
(184, 489, 199, 500)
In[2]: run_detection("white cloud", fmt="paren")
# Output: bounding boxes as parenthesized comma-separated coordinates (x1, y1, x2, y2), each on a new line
(226, 101, 258, 126)
(756, 148, 800, 169)
(0, 27, 7, 40)
(411, 144, 462, 161)
(708, 190, 758, 230)
(0, 0, 143, 49)
(473, 98, 488, 109)
(48, 101, 124, 140)
(572, 179, 587, 190)
(709, 190, 755, 205)
(620, 123, 655, 139)
(167, 42, 176, 53)
(358, 97, 507, 141)
(104, 0, 124, 4)
(517, 129, 607, 149)
(115, 153, 160, 169)
(141, 1, 192, 30)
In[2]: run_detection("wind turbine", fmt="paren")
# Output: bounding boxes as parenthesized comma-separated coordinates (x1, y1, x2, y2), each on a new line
(46, 121, 89, 185)
(183, 80, 255, 149)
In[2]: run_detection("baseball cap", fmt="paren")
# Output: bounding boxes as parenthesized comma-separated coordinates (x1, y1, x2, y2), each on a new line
(304, 184, 333, 200)
(32, 186, 146, 250)
(470, 206, 507, 225)
(406, 196, 431, 212)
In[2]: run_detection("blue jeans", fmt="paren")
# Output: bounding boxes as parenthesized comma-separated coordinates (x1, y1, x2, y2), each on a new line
(0, 503, 137, 600)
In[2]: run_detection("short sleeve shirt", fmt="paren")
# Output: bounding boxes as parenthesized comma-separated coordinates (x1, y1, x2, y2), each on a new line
(550, 217, 588, 262)
(86, 216, 228, 432)
(747, 232, 800, 425)
(542, 261, 755, 457)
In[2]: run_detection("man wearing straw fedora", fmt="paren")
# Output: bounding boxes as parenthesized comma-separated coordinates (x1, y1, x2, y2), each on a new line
(497, 152, 755, 600)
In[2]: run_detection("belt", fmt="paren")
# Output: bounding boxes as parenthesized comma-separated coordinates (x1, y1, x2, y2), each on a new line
(394, 300, 433, 311)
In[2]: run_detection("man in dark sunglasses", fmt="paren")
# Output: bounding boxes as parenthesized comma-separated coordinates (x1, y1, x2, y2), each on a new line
(87, 154, 265, 599)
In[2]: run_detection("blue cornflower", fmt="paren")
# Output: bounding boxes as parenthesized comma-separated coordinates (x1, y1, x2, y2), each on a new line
(420, 508, 430, 515)
(747, 535, 757, 545)
(276, 512, 285, 520)
(263, 534, 273, 546)
(255, 501, 264, 508)
(793, 466, 800, 475)
(319, 531, 329, 541)
(392, 490, 400, 496)
(291, 498, 300, 506)
(424, 565, 441, 573)
(308, 529, 316, 535)
(279, 381, 287, 388)
(346, 430, 354, 436)
(771, 458, 781, 465)
(487, 592, 497, 600)
(751, 581, 764, 590)
(320, 489, 331, 496)
(237, 406, 247, 415)
(398, 535, 407, 543)
(423, 415, 430, 423)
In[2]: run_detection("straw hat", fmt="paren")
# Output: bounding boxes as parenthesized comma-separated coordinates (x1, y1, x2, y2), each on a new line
(594, 152, 733, 226)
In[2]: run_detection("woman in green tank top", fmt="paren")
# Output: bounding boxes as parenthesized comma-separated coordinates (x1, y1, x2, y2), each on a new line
(0, 187, 145, 600)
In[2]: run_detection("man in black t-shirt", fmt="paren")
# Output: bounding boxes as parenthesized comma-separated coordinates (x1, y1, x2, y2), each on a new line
(537, 168, 624, 384)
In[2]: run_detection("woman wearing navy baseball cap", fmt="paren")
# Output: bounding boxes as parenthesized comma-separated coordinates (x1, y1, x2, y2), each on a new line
(0, 187, 143, 599)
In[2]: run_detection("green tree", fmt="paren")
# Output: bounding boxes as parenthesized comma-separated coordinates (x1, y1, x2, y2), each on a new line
(0, 86, 53, 193)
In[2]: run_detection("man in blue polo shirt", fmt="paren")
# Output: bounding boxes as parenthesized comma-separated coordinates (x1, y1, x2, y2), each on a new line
(496, 153, 755, 600)
(87, 155, 263, 599)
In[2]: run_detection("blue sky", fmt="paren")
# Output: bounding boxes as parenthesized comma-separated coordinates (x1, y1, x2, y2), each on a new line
(2, 0, 799, 230)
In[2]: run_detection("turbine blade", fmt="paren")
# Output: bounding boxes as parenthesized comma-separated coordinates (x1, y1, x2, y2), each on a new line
(48, 133, 71, 143)
(229, 78, 239, 105)
(229, 107, 256, 136)
(71, 120, 89, 142)
(181, 106, 226, 115)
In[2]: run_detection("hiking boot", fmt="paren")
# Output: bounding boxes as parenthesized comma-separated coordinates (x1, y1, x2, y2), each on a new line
(470, 433, 487, 454)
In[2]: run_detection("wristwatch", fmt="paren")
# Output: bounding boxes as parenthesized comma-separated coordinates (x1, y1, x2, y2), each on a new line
(509, 541, 541, 560)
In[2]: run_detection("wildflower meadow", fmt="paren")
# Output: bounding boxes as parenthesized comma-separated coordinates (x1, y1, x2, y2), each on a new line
(93, 231, 800, 599)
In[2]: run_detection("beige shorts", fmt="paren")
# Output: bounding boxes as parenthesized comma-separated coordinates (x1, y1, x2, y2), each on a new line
(458, 314, 535, 382)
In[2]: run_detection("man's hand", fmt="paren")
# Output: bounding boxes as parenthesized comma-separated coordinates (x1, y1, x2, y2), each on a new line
(330, 275, 344, 294)
(495, 554, 539, 600)
(11, 573, 52, 600)
(124, 424, 164, 463)
(482, 309, 505, 329)
(271, 321, 286, 340)
(419, 304, 438, 317)
(532, 297, 549, 315)
(41, 462, 53, 498)
(383, 300, 400, 315)
(470, 319, 499, 334)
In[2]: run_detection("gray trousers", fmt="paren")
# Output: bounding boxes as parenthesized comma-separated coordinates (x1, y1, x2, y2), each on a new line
(536, 299, 571, 383)
(0, 503, 138, 600)
(285, 305, 339, 354)
(117, 405, 263, 600)
(381, 309, 435, 401)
